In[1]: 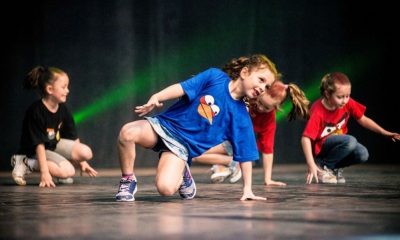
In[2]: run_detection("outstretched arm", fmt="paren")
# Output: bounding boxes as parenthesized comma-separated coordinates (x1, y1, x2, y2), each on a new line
(301, 136, 323, 184)
(36, 144, 56, 188)
(357, 115, 400, 142)
(262, 153, 286, 186)
(240, 161, 266, 201)
(135, 83, 185, 116)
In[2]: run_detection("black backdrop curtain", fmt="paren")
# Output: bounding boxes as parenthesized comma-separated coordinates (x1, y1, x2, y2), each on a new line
(1, 0, 398, 169)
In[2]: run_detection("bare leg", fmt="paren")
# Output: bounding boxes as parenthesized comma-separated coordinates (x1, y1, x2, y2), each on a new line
(44, 150, 75, 178)
(68, 140, 97, 177)
(192, 143, 231, 166)
(117, 120, 158, 177)
(71, 140, 93, 162)
(47, 160, 75, 178)
(155, 151, 186, 196)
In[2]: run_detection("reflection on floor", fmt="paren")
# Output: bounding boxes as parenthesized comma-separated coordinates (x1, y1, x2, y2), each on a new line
(1, 164, 400, 240)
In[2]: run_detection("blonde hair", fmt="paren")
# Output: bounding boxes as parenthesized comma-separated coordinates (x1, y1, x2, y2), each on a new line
(268, 81, 310, 121)
(222, 54, 281, 82)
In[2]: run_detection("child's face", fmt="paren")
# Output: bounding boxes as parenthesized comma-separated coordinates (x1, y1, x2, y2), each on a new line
(46, 73, 70, 103)
(327, 83, 351, 109)
(241, 66, 275, 99)
(253, 92, 281, 113)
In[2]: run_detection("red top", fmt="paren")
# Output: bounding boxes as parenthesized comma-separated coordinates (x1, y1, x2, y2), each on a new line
(250, 110, 276, 154)
(302, 98, 366, 156)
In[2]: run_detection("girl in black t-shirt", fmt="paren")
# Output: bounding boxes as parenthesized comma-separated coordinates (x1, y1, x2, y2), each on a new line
(11, 66, 97, 187)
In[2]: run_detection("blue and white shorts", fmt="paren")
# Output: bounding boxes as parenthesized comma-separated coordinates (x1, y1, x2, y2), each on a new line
(222, 141, 233, 156)
(146, 117, 189, 161)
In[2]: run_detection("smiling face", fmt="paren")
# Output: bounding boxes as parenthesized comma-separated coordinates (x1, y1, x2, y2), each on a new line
(241, 65, 275, 99)
(46, 73, 70, 103)
(251, 92, 281, 113)
(326, 82, 351, 109)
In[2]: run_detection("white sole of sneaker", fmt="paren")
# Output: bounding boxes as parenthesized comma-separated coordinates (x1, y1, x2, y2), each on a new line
(211, 176, 226, 183)
(116, 196, 135, 202)
(229, 172, 242, 183)
(12, 176, 27, 186)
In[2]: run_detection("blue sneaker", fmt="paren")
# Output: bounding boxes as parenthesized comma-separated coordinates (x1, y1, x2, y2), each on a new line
(116, 178, 137, 202)
(179, 163, 196, 200)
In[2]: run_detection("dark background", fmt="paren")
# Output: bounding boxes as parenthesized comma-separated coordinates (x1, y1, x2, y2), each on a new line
(1, 0, 398, 170)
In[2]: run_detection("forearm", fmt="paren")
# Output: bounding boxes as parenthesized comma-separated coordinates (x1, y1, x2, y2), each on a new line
(301, 136, 317, 168)
(357, 115, 391, 136)
(262, 153, 273, 181)
(153, 83, 185, 102)
(36, 144, 50, 174)
(240, 161, 253, 191)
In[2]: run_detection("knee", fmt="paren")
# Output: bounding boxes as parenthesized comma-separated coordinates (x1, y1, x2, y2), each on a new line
(118, 124, 137, 145)
(155, 181, 177, 196)
(358, 146, 369, 163)
(66, 167, 76, 177)
(59, 164, 76, 178)
(74, 144, 93, 162)
(80, 145, 93, 161)
(344, 135, 358, 150)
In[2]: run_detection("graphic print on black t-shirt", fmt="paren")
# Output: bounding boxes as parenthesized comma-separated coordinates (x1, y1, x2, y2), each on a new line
(19, 100, 77, 156)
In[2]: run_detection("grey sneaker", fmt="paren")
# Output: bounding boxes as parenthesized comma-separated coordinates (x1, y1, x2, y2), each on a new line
(229, 162, 242, 183)
(334, 168, 346, 184)
(179, 163, 196, 199)
(318, 166, 337, 184)
(57, 177, 74, 184)
(11, 155, 31, 186)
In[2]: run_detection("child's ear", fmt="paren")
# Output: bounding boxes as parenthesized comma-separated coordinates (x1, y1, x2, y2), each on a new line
(323, 90, 329, 99)
(46, 85, 53, 95)
(239, 66, 250, 79)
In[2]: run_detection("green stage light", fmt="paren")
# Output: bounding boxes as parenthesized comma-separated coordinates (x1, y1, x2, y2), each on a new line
(73, 27, 241, 125)
(73, 73, 148, 124)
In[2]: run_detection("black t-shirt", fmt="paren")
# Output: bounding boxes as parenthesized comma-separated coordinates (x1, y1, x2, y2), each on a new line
(19, 100, 78, 157)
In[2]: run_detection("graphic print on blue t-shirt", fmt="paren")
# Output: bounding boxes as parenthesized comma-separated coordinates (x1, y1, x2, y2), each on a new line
(197, 95, 220, 124)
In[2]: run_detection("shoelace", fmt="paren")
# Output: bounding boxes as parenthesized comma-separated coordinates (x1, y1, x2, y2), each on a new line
(119, 180, 132, 192)
(182, 171, 192, 188)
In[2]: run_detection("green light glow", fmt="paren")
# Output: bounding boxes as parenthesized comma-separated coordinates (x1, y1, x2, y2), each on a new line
(73, 24, 243, 125)
(73, 13, 378, 126)
(74, 73, 147, 124)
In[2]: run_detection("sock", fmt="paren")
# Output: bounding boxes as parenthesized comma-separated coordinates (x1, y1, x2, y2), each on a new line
(122, 173, 135, 181)
(229, 160, 237, 169)
(25, 158, 39, 171)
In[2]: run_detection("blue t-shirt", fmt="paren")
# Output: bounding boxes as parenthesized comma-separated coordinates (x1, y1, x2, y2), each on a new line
(156, 68, 258, 164)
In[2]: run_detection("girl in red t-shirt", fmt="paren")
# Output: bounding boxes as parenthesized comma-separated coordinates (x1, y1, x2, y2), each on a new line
(193, 80, 310, 186)
(302, 72, 400, 184)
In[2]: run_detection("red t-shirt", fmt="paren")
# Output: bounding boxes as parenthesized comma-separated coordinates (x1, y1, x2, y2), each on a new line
(302, 98, 366, 156)
(251, 110, 276, 154)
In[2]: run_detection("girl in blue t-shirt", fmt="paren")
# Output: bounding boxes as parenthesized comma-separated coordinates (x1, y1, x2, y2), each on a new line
(115, 54, 279, 202)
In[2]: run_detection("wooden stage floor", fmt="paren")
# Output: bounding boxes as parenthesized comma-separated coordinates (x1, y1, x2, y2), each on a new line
(1, 164, 400, 239)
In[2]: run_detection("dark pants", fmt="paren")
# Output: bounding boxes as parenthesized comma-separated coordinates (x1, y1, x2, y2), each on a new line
(316, 135, 369, 170)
